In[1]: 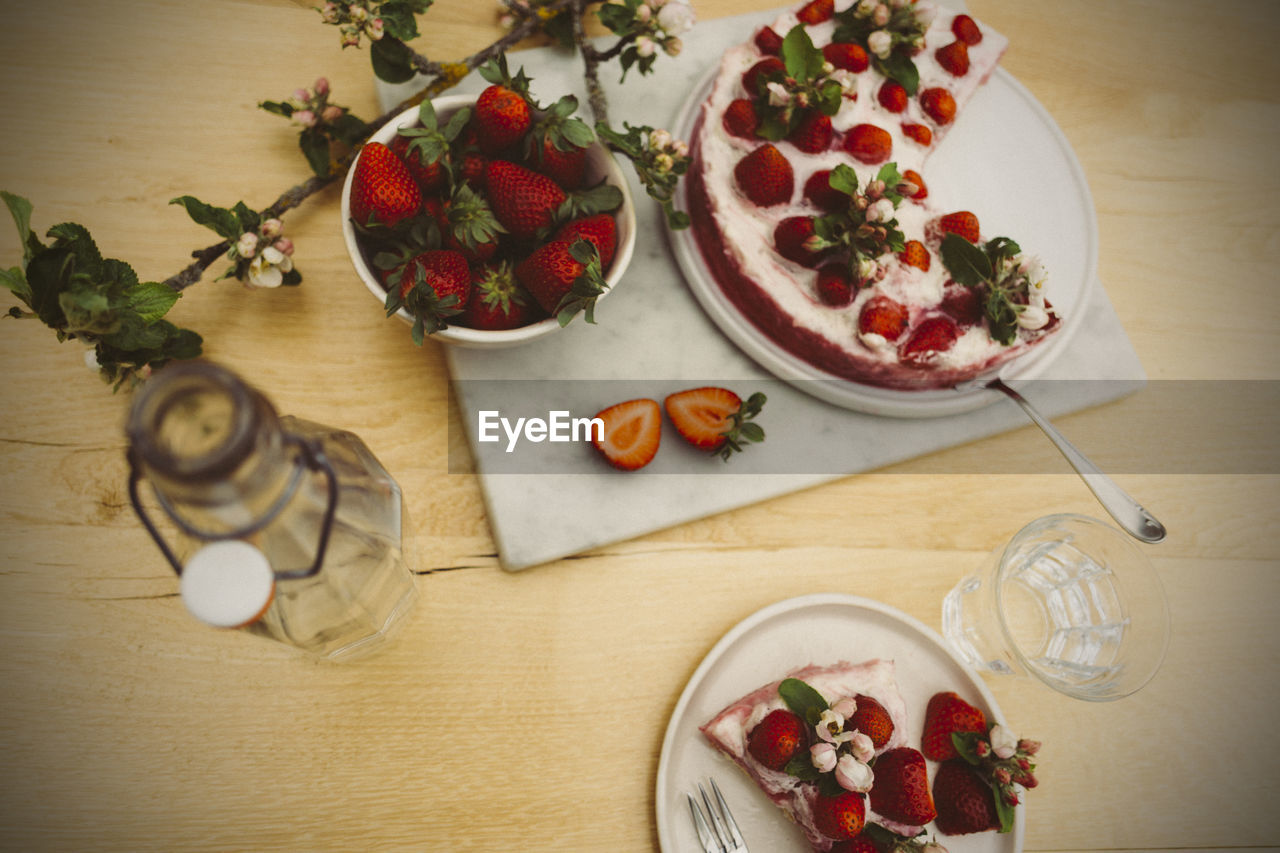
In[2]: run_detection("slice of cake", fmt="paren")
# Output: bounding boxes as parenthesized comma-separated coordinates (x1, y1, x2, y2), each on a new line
(701, 660, 935, 850)
(687, 0, 1062, 390)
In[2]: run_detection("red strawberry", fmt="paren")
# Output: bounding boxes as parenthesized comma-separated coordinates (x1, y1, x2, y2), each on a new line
(868, 747, 936, 826)
(933, 760, 1000, 836)
(936, 40, 970, 77)
(553, 214, 617, 269)
(941, 285, 984, 327)
(458, 147, 489, 189)
(823, 42, 869, 73)
(742, 56, 785, 94)
(384, 249, 471, 339)
(484, 160, 567, 239)
(389, 134, 446, 195)
(900, 168, 928, 199)
(734, 143, 794, 207)
(921, 691, 987, 762)
(349, 141, 423, 227)
(474, 84, 531, 154)
(460, 261, 539, 330)
(877, 81, 908, 113)
(900, 315, 959, 367)
(723, 98, 761, 139)
(842, 124, 892, 164)
(951, 13, 983, 46)
(774, 216, 830, 268)
(537, 135, 588, 188)
(846, 694, 894, 749)
(514, 237, 609, 320)
(899, 240, 931, 272)
(812, 791, 867, 841)
(830, 840, 880, 853)
(857, 295, 908, 341)
(439, 183, 505, 263)
(745, 708, 808, 770)
(788, 110, 834, 153)
(663, 386, 741, 451)
(754, 25, 783, 55)
(590, 398, 661, 471)
(936, 210, 981, 243)
(920, 87, 957, 125)
(796, 0, 835, 24)
(803, 170, 847, 211)
(902, 122, 933, 147)
(815, 264, 855, 307)
(527, 94, 595, 189)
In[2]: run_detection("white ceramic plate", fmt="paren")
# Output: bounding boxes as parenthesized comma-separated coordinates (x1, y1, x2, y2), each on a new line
(667, 62, 1097, 418)
(654, 593, 1024, 852)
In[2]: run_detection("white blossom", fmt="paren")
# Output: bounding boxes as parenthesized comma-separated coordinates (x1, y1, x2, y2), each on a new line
(635, 35, 657, 57)
(849, 731, 875, 763)
(990, 724, 1018, 759)
(810, 742, 837, 773)
(867, 29, 893, 59)
(656, 0, 695, 36)
(1016, 305, 1049, 330)
(247, 245, 293, 289)
(766, 81, 791, 107)
(835, 754, 874, 792)
(866, 198, 895, 223)
(235, 231, 259, 259)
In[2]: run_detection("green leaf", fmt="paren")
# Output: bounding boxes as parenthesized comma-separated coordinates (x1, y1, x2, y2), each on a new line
(994, 786, 1015, 832)
(329, 113, 371, 147)
(783, 753, 821, 781)
(379, 0, 425, 41)
(0, 266, 31, 304)
(299, 128, 333, 178)
(780, 25, 823, 83)
(828, 164, 860, 197)
(940, 233, 993, 287)
(371, 36, 416, 84)
(259, 100, 294, 118)
(126, 281, 180, 324)
(1, 191, 35, 264)
(879, 51, 919, 96)
(170, 196, 242, 241)
(778, 678, 828, 725)
(231, 201, 260, 234)
(739, 422, 765, 443)
(58, 288, 119, 336)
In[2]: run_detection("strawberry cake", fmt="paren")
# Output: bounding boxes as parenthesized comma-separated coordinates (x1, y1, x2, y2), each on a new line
(687, 0, 1062, 390)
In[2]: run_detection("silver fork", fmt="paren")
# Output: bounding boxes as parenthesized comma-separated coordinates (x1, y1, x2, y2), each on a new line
(687, 778, 748, 853)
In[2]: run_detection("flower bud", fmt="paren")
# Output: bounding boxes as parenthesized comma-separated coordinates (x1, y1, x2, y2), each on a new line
(1018, 739, 1042, 756)
(994, 767, 1012, 785)
(322, 104, 345, 123)
(990, 724, 1018, 759)
(830, 697, 858, 720)
(857, 0, 877, 16)
(341, 31, 362, 48)
(294, 87, 312, 104)
(635, 3, 651, 20)
(975, 739, 991, 758)
(810, 742, 837, 773)
(349, 4, 368, 23)
(664, 36, 683, 56)
(320, 2, 340, 23)
(236, 231, 259, 259)
(868, 29, 892, 59)
(872, 3, 890, 25)
(654, 152, 674, 172)
(260, 218, 283, 239)
(657, 0, 695, 35)
(292, 109, 317, 128)
(857, 256, 877, 282)
(313, 77, 330, 97)
(766, 81, 791, 107)
(835, 754, 874, 793)
(636, 35, 657, 57)
(367, 17, 384, 39)
(671, 139, 689, 158)
(649, 128, 672, 150)
(866, 198, 894, 223)
(273, 237, 295, 256)
(849, 731, 875, 764)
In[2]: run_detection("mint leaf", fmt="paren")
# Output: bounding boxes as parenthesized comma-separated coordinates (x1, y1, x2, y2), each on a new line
(779, 677, 829, 725)
(780, 25, 824, 82)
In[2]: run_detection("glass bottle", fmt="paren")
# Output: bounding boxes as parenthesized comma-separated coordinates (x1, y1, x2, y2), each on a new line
(125, 360, 417, 660)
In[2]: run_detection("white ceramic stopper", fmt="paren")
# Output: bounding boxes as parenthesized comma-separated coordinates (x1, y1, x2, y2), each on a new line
(181, 540, 275, 629)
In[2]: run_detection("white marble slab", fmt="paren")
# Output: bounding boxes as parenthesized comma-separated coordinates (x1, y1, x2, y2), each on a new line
(375, 5, 1146, 570)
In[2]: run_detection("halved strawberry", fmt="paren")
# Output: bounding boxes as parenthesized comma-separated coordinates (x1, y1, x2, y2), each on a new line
(734, 143, 794, 207)
(920, 87, 957, 125)
(815, 263, 855, 307)
(774, 215, 830, 268)
(868, 747, 936, 827)
(900, 168, 928, 199)
(591, 398, 661, 471)
(899, 239, 931, 271)
(742, 56, 785, 94)
(902, 122, 933, 147)
(788, 110, 834, 154)
(846, 693, 894, 748)
(857, 295, 909, 342)
(933, 760, 1001, 836)
(754, 25, 784, 55)
(823, 42, 869, 73)
(921, 691, 987, 762)
(663, 386, 741, 450)
(936, 210, 981, 243)
(796, 0, 835, 24)
(349, 141, 422, 227)
(553, 214, 617, 269)
(900, 315, 960, 367)
(746, 708, 808, 770)
(842, 124, 892, 164)
(723, 98, 761, 140)
(812, 790, 867, 841)
(936, 40, 971, 77)
(877, 81, 908, 113)
(951, 14, 984, 46)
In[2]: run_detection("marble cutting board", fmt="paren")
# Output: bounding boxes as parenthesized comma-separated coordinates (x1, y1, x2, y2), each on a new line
(375, 4, 1147, 571)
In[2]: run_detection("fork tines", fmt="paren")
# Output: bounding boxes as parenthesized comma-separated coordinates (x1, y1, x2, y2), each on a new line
(686, 778, 748, 853)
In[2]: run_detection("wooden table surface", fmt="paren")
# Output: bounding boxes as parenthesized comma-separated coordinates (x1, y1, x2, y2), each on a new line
(1, 1, 1277, 850)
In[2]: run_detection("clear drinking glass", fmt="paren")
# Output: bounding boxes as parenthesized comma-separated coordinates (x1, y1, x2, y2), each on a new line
(942, 514, 1170, 701)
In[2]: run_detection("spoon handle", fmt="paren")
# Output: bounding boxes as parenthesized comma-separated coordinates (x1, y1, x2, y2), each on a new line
(988, 379, 1167, 543)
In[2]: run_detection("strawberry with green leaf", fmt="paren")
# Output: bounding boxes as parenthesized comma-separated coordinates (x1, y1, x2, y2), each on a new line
(438, 183, 505, 264)
(514, 237, 610, 325)
(461, 261, 540, 331)
(748, 26, 849, 146)
(525, 94, 596, 189)
(349, 141, 423, 227)
(803, 162, 907, 289)
(485, 160, 622, 241)
(664, 387, 767, 461)
(381, 249, 471, 344)
(939, 232, 1055, 346)
(941, 722, 1042, 835)
(390, 98, 472, 196)
(473, 55, 534, 155)
(832, 0, 929, 94)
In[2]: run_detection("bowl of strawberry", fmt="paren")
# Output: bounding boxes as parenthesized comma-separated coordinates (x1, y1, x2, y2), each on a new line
(340, 61, 636, 348)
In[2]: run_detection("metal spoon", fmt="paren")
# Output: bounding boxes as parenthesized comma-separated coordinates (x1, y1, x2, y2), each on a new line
(983, 377, 1167, 543)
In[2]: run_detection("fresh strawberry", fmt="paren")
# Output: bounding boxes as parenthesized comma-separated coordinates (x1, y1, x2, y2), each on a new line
(900, 168, 928, 199)
(383, 249, 471, 341)
(823, 42, 869, 73)
(857, 295, 909, 341)
(868, 747, 936, 827)
(458, 147, 489, 189)
(842, 124, 892, 164)
(774, 215, 830, 268)
(553, 213, 617, 269)
(936, 210, 981, 243)
(940, 285, 983, 327)
(921, 691, 987, 762)
(723, 98, 761, 140)
(933, 760, 1000, 836)
(742, 56, 785, 94)
(484, 160, 567, 239)
(536, 135, 588, 189)
(877, 81, 908, 113)
(526, 93, 595, 189)
(920, 87, 957, 125)
(388, 98, 467, 197)
(796, 0, 835, 24)
(746, 708, 808, 770)
(439, 183, 505, 263)
(389, 134, 446, 195)
(788, 110, 834, 154)
(665, 386, 767, 459)
(900, 315, 959, 366)
(460, 261, 539, 331)
(803, 170, 848, 211)
(734, 143, 794, 207)
(590, 398, 661, 471)
(812, 791, 867, 841)
(514, 237, 609, 322)
(951, 13, 983, 46)
(935, 40, 970, 77)
(846, 694, 894, 749)
(754, 25, 784, 55)
(899, 240, 931, 272)
(349, 141, 423, 227)
(901, 122, 933, 147)
(815, 263, 855, 307)
(474, 84, 531, 155)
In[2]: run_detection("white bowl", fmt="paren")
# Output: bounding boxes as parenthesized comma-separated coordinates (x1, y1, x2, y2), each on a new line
(340, 94, 637, 349)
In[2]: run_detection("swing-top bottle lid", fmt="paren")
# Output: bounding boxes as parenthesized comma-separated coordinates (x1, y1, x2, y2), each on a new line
(181, 540, 275, 629)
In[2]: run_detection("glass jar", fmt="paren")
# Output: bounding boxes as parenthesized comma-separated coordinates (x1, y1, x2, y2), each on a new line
(125, 360, 417, 660)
